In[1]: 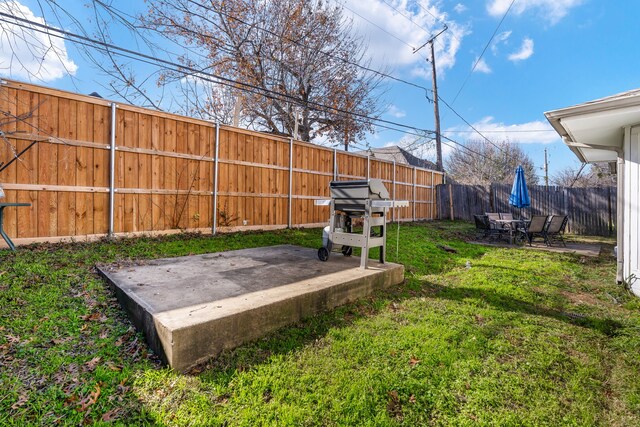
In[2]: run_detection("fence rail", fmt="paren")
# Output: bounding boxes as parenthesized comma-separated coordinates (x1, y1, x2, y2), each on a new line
(437, 183, 616, 236)
(0, 79, 444, 244)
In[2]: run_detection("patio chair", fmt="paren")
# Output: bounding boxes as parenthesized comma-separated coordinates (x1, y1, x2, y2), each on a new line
(486, 212, 500, 222)
(473, 214, 492, 239)
(485, 212, 502, 231)
(525, 215, 549, 246)
(498, 212, 516, 232)
(545, 215, 568, 247)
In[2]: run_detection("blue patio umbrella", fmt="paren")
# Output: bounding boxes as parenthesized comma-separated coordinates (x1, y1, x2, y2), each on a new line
(509, 165, 530, 217)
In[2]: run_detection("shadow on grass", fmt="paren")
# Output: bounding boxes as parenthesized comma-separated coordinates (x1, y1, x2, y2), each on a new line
(426, 282, 623, 337)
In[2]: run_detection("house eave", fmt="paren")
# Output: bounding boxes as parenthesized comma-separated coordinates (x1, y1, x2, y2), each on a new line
(545, 91, 640, 163)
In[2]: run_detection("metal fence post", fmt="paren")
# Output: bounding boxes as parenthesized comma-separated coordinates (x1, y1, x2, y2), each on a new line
(333, 148, 338, 180)
(392, 160, 396, 222)
(212, 123, 220, 235)
(108, 102, 117, 237)
(413, 167, 416, 221)
(367, 155, 370, 180)
(431, 170, 435, 220)
(288, 138, 293, 228)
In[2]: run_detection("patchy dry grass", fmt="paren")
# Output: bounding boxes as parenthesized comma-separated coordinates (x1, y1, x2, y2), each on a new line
(1, 222, 639, 426)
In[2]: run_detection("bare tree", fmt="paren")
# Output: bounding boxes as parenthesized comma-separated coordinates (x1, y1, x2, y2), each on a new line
(445, 140, 539, 185)
(1, 1, 384, 149)
(552, 162, 617, 187)
(142, 0, 383, 149)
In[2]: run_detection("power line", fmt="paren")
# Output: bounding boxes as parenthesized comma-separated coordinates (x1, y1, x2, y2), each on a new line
(411, 0, 463, 46)
(174, 0, 505, 170)
(0, 9, 495, 162)
(412, 1, 443, 25)
(442, 129, 556, 133)
(181, 0, 433, 99)
(440, 134, 490, 159)
(436, 94, 506, 153)
(0, 10, 501, 163)
(451, 0, 515, 104)
(340, 2, 415, 49)
(0, 11, 432, 137)
(380, 0, 449, 51)
(379, 0, 431, 34)
(337, 0, 429, 62)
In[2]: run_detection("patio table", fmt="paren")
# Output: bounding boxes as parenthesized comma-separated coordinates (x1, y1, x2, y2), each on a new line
(492, 219, 526, 245)
(0, 203, 31, 250)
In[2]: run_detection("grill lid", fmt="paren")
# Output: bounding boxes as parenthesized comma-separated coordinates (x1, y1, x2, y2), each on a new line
(329, 179, 390, 201)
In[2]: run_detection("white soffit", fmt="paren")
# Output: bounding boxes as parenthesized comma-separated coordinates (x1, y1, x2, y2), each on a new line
(575, 147, 618, 162)
(561, 105, 640, 147)
(546, 90, 640, 163)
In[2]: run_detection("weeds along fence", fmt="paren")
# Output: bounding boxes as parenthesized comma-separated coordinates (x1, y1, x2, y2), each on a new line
(0, 79, 443, 245)
(437, 183, 616, 236)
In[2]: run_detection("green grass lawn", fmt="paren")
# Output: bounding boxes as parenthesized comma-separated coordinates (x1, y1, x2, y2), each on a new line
(1, 222, 639, 426)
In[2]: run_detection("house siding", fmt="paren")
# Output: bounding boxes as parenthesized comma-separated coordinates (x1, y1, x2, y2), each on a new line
(624, 125, 640, 296)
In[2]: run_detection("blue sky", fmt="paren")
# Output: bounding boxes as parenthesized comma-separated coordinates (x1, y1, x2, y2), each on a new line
(1, 0, 638, 182)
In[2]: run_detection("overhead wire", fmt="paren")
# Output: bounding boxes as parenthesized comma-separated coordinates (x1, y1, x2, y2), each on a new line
(178, 2, 493, 162)
(442, 129, 556, 133)
(436, 94, 507, 152)
(411, 0, 462, 45)
(0, 8, 496, 162)
(339, 2, 416, 49)
(0, 10, 494, 161)
(181, 0, 433, 99)
(195, 0, 492, 157)
(370, 2, 501, 159)
(335, 0, 430, 62)
(374, 1, 505, 156)
(379, 0, 430, 33)
(0, 11, 434, 137)
(451, 0, 515, 104)
(380, 0, 447, 51)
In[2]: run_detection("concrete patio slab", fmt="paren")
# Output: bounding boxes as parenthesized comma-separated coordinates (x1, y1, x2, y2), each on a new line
(97, 245, 404, 372)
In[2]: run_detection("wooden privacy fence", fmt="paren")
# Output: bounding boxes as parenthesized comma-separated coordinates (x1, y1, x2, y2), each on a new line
(438, 183, 616, 236)
(0, 79, 443, 244)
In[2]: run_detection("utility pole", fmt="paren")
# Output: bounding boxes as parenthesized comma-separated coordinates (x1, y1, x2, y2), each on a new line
(413, 25, 447, 172)
(544, 148, 549, 189)
(429, 41, 442, 172)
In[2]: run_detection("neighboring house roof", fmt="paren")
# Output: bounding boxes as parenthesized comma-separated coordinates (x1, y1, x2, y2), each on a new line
(545, 88, 640, 163)
(359, 146, 438, 170)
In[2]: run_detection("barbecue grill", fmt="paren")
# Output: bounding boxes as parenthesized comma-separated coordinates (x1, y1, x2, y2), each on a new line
(315, 179, 409, 269)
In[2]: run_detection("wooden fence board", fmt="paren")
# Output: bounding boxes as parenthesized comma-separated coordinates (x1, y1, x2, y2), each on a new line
(0, 79, 443, 242)
(437, 183, 616, 236)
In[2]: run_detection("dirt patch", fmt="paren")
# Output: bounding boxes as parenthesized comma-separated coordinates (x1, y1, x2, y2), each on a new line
(559, 290, 602, 306)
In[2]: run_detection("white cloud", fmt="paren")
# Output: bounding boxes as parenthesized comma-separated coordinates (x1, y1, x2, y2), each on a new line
(473, 57, 492, 73)
(344, 0, 467, 76)
(387, 104, 406, 118)
(490, 30, 512, 54)
(453, 3, 467, 13)
(486, 0, 584, 25)
(444, 116, 560, 145)
(0, 1, 78, 81)
(508, 38, 534, 61)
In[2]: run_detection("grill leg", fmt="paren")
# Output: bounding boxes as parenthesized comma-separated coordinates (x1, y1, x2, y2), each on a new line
(327, 200, 336, 252)
(360, 201, 371, 269)
(380, 211, 386, 264)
